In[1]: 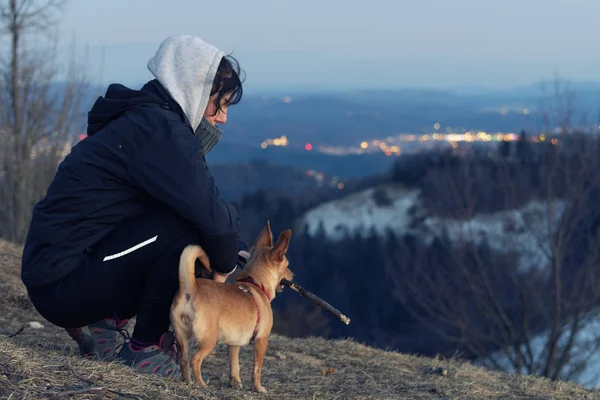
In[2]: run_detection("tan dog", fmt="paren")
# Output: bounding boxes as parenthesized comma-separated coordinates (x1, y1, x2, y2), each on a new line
(170, 221, 293, 393)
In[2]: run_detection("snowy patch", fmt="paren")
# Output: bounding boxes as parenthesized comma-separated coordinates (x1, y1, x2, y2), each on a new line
(300, 184, 567, 273)
(299, 184, 420, 240)
(421, 199, 567, 272)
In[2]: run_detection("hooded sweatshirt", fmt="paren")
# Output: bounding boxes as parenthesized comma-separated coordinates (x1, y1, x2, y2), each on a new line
(21, 36, 240, 288)
(147, 35, 225, 132)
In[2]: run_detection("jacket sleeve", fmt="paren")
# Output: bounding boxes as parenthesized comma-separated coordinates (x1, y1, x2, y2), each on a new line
(124, 118, 240, 274)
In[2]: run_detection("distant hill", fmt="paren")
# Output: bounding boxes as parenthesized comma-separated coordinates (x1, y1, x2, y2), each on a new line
(206, 144, 395, 180)
(70, 79, 600, 152)
(216, 80, 600, 148)
(209, 161, 341, 201)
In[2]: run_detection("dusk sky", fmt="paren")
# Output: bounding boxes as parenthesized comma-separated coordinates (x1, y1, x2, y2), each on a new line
(57, 0, 600, 93)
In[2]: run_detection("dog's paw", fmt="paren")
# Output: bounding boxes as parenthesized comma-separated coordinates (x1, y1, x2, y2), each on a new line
(229, 377, 243, 388)
(194, 373, 209, 387)
(253, 384, 267, 393)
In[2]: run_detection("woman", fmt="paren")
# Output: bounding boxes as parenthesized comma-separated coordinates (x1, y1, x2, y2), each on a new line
(21, 35, 246, 378)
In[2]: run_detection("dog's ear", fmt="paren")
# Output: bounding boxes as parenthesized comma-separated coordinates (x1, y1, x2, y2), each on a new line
(250, 221, 274, 253)
(270, 229, 292, 263)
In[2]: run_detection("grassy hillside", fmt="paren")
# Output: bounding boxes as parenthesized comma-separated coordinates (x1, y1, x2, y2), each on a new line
(1, 240, 598, 399)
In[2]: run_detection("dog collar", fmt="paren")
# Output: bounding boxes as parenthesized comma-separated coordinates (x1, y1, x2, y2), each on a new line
(236, 276, 271, 301)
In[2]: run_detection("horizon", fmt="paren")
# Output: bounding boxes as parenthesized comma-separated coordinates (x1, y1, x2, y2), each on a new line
(56, 74, 600, 99)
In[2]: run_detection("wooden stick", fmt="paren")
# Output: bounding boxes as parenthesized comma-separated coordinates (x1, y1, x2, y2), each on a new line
(0, 325, 24, 338)
(280, 278, 351, 325)
(237, 253, 350, 325)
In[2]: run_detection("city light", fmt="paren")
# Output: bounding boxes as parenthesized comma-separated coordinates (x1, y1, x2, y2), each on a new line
(258, 128, 567, 157)
(261, 136, 288, 148)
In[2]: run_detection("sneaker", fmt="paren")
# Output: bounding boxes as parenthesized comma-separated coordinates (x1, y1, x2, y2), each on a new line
(116, 331, 181, 378)
(65, 318, 129, 361)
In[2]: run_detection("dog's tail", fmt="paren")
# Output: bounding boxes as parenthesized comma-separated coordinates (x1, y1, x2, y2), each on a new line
(179, 244, 211, 299)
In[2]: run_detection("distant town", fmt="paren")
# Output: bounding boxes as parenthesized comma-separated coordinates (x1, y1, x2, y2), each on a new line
(260, 128, 559, 157)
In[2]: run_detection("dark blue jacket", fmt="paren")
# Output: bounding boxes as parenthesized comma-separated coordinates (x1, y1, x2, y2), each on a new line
(21, 80, 241, 287)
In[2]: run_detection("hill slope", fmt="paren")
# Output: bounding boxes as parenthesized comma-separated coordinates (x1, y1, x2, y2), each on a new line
(1, 240, 598, 399)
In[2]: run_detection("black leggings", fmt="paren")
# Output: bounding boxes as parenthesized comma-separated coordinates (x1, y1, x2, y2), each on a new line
(27, 207, 202, 344)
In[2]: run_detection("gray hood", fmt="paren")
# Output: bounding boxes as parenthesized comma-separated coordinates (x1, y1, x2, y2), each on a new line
(147, 35, 225, 131)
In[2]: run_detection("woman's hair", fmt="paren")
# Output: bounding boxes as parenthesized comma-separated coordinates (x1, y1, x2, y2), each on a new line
(208, 55, 245, 115)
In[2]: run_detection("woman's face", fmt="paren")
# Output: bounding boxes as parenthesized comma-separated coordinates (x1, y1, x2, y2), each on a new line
(203, 93, 231, 126)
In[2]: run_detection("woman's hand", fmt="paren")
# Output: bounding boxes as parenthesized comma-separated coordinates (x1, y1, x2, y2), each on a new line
(211, 250, 250, 283)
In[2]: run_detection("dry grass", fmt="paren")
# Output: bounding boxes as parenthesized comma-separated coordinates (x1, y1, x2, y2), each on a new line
(1, 240, 600, 400)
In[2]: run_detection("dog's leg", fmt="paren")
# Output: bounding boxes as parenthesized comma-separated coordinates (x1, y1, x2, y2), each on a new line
(252, 338, 269, 393)
(228, 345, 242, 388)
(172, 315, 192, 382)
(191, 337, 218, 386)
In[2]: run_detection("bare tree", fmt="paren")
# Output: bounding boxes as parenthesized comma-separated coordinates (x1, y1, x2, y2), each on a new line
(386, 79, 600, 384)
(0, 0, 90, 243)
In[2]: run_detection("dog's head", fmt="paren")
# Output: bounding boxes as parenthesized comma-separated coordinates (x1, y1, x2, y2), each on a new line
(246, 221, 294, 294)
